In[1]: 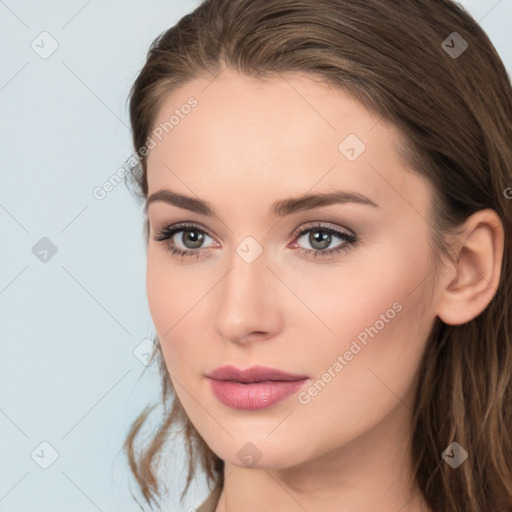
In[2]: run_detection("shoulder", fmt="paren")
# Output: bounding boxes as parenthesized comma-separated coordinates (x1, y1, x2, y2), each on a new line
(196, 484, 222, 512)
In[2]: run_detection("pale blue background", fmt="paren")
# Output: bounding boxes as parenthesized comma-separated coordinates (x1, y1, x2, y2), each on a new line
(0, 1, 511, 511)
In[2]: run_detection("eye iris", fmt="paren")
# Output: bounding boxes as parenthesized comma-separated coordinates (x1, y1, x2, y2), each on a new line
(310, 230, 331, 250)
(182, 230, 204, 249)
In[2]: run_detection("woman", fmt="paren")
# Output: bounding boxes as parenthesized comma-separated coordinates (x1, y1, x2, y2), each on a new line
(123, 0, 512, 511)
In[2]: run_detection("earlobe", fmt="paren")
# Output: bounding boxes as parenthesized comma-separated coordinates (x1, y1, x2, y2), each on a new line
(437, 209, 504, 326)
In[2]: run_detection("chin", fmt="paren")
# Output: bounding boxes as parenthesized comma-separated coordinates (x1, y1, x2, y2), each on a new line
(211, 437, 308, 470)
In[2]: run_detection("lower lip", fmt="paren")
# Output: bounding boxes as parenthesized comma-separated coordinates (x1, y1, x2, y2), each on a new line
(207, 378, 309, 410)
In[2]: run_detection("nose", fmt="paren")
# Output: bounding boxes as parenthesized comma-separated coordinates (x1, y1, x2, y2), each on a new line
(213, 248, 282, 345)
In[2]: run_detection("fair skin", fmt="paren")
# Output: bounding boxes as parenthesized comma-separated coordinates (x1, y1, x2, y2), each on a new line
(144, 69, 503, 512)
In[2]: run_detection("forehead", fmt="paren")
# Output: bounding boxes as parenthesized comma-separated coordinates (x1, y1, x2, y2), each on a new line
(146, 69, 431, 219)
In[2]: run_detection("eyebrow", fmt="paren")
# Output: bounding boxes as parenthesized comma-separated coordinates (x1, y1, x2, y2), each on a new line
(145, 188, 379, 218)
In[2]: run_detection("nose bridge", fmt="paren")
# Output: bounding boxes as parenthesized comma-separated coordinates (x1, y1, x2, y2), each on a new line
(213, 244, 280, 342)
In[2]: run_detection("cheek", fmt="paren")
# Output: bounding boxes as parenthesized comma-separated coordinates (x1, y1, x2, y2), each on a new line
(292, 237, 435, 424)
(146, 249, 192, 375)
(146, 248, 169, 331)
(146, 247, 217, 380)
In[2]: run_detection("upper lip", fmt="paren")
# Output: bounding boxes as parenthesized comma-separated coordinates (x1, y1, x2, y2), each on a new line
(206, 365, 309, 383)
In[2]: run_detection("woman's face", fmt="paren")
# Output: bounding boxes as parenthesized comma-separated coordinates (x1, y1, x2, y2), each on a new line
(145, 69, 441, 470)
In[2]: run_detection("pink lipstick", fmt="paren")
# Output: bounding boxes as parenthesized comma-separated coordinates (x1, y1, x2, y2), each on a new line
(206, 365, 309, 410)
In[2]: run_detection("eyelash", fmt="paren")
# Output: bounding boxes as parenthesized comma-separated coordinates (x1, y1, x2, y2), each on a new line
(152, 222, 359, 260)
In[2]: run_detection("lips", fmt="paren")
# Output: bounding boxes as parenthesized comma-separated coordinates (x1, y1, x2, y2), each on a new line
(206, 364, 309, 383)
(206, 365, 310, 410)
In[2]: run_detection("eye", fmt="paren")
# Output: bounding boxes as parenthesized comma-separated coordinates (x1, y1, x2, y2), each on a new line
(152, 222, 358, 260)
(292, 223, 358, 259)
(153, 222, 216, 259)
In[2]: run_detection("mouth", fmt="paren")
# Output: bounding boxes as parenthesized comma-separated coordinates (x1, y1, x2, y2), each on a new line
(206, 365, 310, 410)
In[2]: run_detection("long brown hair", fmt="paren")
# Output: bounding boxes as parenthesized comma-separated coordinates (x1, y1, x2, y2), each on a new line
(122, 0, 512, 510)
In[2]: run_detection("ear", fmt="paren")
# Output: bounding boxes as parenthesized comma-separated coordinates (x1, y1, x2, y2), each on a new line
(437, 208, 504, 325)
